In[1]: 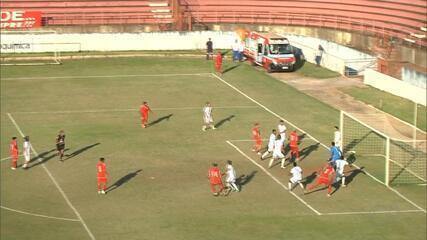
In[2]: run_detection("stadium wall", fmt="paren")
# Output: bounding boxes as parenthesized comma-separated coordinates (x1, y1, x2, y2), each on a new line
(364, 69, 426, 106)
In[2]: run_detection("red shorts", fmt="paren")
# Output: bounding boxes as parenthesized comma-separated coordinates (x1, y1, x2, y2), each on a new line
(210, 179, 222, 185)
(97, 177, 107, 183)
(317, 178, 331, 185)
(11, 154, 18, 160)
(290, 145, 298, 152)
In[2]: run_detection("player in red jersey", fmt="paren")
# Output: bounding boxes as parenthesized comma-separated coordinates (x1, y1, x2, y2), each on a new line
(97, 157, 109, 194)
(208, 163, 224, 196)
(305, 162, 336, 197)
(9, 137, 19, 170)
(215, 51, 223, 75)
(251, 123, 262, 155)
(140, 101, 154, 128)
(289, 130, 300, 161)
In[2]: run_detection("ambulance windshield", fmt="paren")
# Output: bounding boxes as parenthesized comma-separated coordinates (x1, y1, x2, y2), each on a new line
(269, 44, 292, 55)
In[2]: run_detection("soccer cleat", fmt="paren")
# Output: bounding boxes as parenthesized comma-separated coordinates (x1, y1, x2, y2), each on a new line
(342, 184, 347, 188)
(257, 152, 261, 155)
(98, 191, 101, 194)
(11, 167, 16, 170)
(101, 190, 106, 195)
(327, 193, 331, 197)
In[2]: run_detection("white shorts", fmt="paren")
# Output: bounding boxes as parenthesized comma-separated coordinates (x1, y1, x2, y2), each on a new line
(267, 143, 274, 152)
(290, 176, 302, 184)
(203, 116, 213, 124)
(273, 151, 285, 159)
(226, 176, 236, 183)
(24, 153, 30, 161)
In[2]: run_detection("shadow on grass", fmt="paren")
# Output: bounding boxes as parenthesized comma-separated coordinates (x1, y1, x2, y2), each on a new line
(299, 143, 320, 161)
(223, 64, 241, 74)
(28, 148, 68, 169)
(63, 143, 100, 161)
(107, 169, 143, 193)
(147, 114, 173, 127)
(236, 170, 257, 191)
(214, 115, 235, 129)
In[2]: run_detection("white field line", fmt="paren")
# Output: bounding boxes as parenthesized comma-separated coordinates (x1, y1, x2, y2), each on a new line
(1, 73, 211, 81)
(1, 154, 23, 162)
(389, 158, 426, 183)
(11, 106, 259, 114)
(0, 205, 80, 222)
(226, 140, 322, 215)
(212, 73, 426, 213)
(7, 113, 96, 240)
(323, 209, 424, 216)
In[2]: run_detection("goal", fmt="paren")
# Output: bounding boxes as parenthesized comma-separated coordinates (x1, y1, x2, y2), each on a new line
(340, 110, 426, 186)
(1, 30, 61, 66)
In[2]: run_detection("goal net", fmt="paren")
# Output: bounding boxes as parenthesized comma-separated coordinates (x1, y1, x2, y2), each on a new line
(341, 111, 426, 186)
(1, 30, 61, 66)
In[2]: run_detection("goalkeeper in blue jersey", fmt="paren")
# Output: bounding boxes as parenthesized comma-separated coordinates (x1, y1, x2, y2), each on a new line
(329, 142, 342, 165)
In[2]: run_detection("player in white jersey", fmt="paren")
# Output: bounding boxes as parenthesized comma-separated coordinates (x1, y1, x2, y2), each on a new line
(269, 135, 285, 168)
(261, 129, 277, 160)
(22, 136, 31, 169)
(225, 160, 239, 193)
(278, 120, 287, 143)
(202, 102, 216, 131)
(334, 126, 341, 150)
(288, 161, 304, 191)
(334, 156, 351, 187)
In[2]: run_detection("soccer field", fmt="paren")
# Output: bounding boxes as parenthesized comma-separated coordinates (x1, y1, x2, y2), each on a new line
(1, 57, 426, 240)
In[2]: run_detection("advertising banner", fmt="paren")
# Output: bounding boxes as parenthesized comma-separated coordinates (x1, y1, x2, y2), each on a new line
(1, 10, 42, 29)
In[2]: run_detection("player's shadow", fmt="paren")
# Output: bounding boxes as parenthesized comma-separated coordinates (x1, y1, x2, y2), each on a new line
(107, 169, 142, 193)
(236, 170, 257, 191)
(222, 64, 241, 74)
(63, 143, 100, 161)
(214, 115, 235, 128)
(302, 171, 317, 185)
(147, 114, 173, 127)
(27, 148, 69, 169)
(345, 166, 365, 186)
(299, 143, 320, 161)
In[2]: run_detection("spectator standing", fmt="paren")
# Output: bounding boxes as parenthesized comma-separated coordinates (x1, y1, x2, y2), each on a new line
(232, 39, 240, 62)
(206, 38, 213, 60)
(315, 44, 324, 67)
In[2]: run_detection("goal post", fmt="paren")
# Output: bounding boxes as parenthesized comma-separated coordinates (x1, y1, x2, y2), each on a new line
(1, 30, 62, 66)
(341, 110, 426, 186)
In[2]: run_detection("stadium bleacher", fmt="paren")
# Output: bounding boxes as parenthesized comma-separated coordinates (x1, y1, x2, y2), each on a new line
(1, 0, 426, 45)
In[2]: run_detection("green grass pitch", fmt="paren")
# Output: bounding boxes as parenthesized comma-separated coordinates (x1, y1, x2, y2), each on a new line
(1, 57, 426, 240)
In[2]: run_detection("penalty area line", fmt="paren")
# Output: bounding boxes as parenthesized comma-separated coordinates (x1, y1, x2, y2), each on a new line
(0, 205, 80, 222)
(323, 209, 425, 216)
(7, 113, 96, 240)
(1, 73, 212, 81)
(212, 73, 426, 214)
(226, 140, 322, 216)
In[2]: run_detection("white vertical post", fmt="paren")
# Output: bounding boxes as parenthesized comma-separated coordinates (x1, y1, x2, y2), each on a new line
(340, 110, 344, 151)
(413, 102, 417, 148)
(385, 136, 391, 186)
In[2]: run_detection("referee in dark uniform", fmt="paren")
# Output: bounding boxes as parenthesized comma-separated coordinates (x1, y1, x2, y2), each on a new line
(56, 130, 66, 161)
(206, 38, 213, 60)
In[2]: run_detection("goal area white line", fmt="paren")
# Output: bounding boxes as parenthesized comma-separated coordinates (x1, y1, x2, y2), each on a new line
(227, 140, 424, 216)
(211, 73, 426, 213)
(6, 113, 96, 240)
(226, 140, 322, 216)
